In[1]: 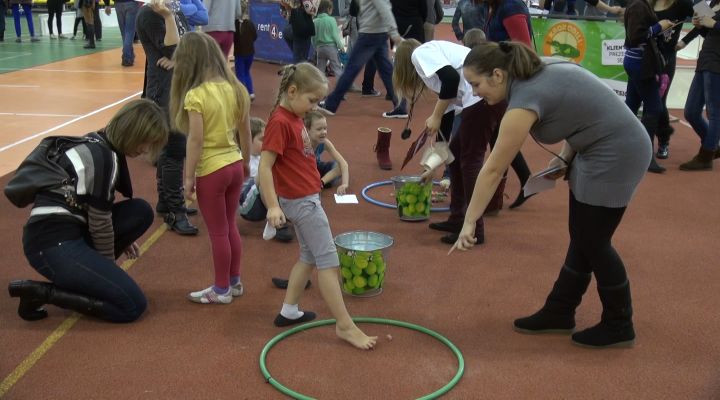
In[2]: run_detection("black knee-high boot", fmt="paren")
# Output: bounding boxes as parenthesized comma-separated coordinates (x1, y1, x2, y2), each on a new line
(571, 280, 635, 348)
(83, 24, 95, 48)
(158, 133, 198, 235)
(641, 115, 666, 173)
(8, 280, 107, 321)
(514, 265, 592, 334)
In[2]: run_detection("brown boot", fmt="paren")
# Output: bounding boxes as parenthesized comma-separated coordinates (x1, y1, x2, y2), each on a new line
(374, 128, 392, 170)
(679, 148, 714, 171)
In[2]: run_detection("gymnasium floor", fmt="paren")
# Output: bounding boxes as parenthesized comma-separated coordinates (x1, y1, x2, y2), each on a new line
(1, 23, 719, 399)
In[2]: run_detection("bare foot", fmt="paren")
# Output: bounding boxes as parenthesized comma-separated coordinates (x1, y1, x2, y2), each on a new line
(336, 325, 378, 350)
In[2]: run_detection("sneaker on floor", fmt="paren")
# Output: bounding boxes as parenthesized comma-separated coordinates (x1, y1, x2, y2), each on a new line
(230, 282, 244, 297)
(30, 36, 40, 42)
(58, 34, 67, 39)
(382, 106, 409, 119)
(362, 89, 382, 97)
(317, 101, 335, 116)
(188, 286, 233, 304)
(49, 34, 57, 39)
(15, 37, 22, 43)
(348, 84, 362, 93)
(274, 226, 293, 242)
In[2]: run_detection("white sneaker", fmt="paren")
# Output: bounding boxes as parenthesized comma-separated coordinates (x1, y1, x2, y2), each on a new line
(187, 286, 232, 304)
(49, 34, 57, 39)
(231, 282, 244, 297)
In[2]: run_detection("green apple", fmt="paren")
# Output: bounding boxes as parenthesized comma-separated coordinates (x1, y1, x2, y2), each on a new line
(353, 275, 367, 288)
(367, 274, 379, 288)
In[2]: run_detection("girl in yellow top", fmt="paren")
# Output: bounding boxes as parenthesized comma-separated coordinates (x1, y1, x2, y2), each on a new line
(169, 32, 252, 304)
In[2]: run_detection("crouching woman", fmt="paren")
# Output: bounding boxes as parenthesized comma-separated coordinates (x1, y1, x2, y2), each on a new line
(8, 99, 169, 323)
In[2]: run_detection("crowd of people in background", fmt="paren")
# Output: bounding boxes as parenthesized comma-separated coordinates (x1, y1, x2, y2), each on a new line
(5, 0, 719, 352)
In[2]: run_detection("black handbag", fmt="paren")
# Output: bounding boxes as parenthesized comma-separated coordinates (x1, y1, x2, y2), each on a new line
(641, 36, 666, 79)
(4, 135, 100, 208)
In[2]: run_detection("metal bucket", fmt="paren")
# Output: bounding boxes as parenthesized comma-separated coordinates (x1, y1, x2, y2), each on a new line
(334, 231, 393, 297)
(391, 176, 432, 221)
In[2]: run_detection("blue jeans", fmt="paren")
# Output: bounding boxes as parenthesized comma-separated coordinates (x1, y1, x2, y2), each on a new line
(115, 1, 140, 64)
(234, 54, 254, 94)
(23, 199, 153, 322)
(12, 4, 35, 38)
(324, 33, 398, 113)
(684, 70, 720, 151)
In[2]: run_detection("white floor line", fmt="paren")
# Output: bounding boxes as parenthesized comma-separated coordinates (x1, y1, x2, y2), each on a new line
(679, 119, 692, 128)
(0, 53, 33, 62)
(0, 112, 81, 117)
(0, 84, 40, 88)
(0, 91, 142, 154)
(0, 68, 144, 74)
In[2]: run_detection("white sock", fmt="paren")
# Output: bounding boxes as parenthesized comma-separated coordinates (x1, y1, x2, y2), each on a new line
(280, 303, 304, 320)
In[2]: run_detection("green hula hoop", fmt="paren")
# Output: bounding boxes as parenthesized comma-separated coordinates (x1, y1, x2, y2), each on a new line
(259, 317, 464, 400)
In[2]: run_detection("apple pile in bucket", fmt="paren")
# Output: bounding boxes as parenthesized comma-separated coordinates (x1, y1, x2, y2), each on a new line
(396, 181, 432, 220)
(339, 249, 386, 295)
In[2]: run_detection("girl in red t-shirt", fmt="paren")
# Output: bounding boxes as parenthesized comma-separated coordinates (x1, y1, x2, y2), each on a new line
(258, 62, 377, 350)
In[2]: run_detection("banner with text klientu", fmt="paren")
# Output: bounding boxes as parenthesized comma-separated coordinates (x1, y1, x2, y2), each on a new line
(532, 18, 628, 98)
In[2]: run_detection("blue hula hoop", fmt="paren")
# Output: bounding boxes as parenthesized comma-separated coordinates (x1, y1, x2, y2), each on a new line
(361, 180, 450, 212)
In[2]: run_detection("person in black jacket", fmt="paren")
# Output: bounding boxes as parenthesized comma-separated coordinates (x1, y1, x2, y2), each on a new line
(8, 100, 169, 323)
(622, 0, 673, 173)
(653, 0, 693, 159)
(137, 0, 199, 235)
(280, 0, 317, 63)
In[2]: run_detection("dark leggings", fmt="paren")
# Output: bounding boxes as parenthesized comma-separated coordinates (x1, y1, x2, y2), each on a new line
(565, 191, 628, 287)
(24, 199, 154, 322)
(658, 52, 677, 145)
(73, 16, 86, 37)
(47, 0, 64, 35)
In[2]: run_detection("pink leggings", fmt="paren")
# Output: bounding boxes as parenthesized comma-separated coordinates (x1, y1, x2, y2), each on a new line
(196, 161, 244, 289)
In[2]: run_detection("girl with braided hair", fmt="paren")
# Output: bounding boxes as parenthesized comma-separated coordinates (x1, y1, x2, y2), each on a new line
(258, 62, 377, 350)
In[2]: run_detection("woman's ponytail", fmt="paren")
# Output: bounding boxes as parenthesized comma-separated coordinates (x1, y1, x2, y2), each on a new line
(464, 41, 542, 81)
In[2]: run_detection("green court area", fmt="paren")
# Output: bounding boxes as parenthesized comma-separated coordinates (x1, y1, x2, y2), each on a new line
(1, 17, 122, 73)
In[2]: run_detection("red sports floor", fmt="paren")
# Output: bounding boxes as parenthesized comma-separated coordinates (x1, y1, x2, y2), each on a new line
(1, 24, 719, 399)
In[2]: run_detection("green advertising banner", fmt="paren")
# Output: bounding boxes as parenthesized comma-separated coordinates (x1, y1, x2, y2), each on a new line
(531, 18, 628, 97)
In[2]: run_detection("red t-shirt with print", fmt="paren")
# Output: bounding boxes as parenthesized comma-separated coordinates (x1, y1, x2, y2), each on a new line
(262, 106, 321, 199)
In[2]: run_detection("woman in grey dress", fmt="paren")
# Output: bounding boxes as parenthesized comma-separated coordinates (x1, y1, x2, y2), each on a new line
(453, 41, 651, 348)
